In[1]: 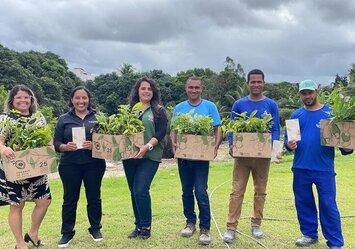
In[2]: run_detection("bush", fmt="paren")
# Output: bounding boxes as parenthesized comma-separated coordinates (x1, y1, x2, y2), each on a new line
(279, 108, 296, 127)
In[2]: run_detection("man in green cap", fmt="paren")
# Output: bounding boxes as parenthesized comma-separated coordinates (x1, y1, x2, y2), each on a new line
(284, 79, 353, 249)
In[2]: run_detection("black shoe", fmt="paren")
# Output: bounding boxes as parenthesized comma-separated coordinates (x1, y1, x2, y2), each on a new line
(139, 227, 151, 240)
(89, 230, 103, 242)
(128, 228, 141, 238)
(58, 234, 74, 248)
(24, 233, 45, 247)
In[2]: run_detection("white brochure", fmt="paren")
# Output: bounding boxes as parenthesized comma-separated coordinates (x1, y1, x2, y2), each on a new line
(271, 140, 283, 163)
(72, 127, 86, 149)
(285, 119, 301, 141)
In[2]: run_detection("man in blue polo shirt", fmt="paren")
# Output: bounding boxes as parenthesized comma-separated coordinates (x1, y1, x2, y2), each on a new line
(171, 76, 222, 245)
(285, 79, 353, 249)
(222, 69, 280, 243)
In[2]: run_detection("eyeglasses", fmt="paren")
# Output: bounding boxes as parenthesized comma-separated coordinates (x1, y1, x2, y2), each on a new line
(14, 96, 32, 100)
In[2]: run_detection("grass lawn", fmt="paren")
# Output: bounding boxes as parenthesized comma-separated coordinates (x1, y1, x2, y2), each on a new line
(1, 153, 355, 249)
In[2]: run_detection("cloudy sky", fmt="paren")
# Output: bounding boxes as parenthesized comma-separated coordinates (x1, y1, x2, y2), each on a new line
(1, 0, 354, 84)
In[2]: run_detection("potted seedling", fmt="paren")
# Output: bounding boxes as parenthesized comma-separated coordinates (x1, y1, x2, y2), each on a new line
(320, 89, 355, 149)
(170, 109, 216, 161)
(92, 104, 145, 161)
(221, 110, 273, 158)
(0, 111, 57, 181)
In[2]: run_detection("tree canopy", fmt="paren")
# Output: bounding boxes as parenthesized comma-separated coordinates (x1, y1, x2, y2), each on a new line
(1, 43, 354, 126)
(0, 44, 82, 116)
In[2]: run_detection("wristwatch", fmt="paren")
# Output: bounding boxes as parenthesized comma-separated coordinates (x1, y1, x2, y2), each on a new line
(147, 142, 154, 151)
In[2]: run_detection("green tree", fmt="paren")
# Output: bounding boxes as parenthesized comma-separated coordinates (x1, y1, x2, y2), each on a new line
(144, 70, 183, 107)
(87, 65, 139, 115)
(118, 63, 135, 76)
(0, 85, 8, 112)
(0, 44, 82, 116)
(349, 63, 355, 86)
(334, 74, 348, 87)
(214, 57, 246, 108)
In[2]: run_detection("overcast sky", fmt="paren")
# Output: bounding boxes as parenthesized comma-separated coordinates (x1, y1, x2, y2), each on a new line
(1, 0, 354, 84)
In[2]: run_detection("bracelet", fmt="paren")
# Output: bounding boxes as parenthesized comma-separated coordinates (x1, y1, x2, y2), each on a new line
(147, 142, 154, 151)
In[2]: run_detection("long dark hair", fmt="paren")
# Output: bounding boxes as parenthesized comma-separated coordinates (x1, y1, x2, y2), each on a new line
(68, 86, 93, 110)
(3, 84, 39, 113)
(128, 76, 162, 122)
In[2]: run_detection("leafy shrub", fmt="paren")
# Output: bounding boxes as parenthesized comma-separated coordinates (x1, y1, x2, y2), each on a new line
(0, 111, 52, 151)
(221, 110, 273, 136)
(170, 109, 214, 136)
(328, 88, 355, 121)
(279, 108, 296, 127)
(94, 104, 145, 135)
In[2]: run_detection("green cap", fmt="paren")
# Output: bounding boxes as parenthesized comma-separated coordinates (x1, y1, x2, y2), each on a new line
(299, 80, 318, 92)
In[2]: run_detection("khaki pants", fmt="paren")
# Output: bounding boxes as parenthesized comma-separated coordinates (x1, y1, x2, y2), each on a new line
(226, 157, 270, 230)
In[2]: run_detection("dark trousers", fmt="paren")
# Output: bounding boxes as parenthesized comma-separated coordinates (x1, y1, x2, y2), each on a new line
(123, 158, 159, 228)
(178, 159, 210, 229)
(293, 168, 343, 247)
(59, 160, 106, 235)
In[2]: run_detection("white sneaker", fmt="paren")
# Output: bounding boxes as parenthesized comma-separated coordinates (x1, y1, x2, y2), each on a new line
(222, 229, 235, 243)
(295, 235, 318, 246)
(251, 226, 264, 239)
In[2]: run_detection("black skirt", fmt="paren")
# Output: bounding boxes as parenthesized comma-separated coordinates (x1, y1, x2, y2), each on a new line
(0, 163, 51, 206)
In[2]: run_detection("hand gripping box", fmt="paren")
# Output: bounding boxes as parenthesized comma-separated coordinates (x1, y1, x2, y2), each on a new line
(2, 146, 57, 181)
(92, 132, 144, 160)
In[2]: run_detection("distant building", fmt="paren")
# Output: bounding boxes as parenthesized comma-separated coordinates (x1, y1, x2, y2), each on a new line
(70, 68, 95, 81)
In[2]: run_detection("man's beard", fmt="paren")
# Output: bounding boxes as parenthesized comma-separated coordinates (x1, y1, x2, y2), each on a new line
(303, 98, 316, 106)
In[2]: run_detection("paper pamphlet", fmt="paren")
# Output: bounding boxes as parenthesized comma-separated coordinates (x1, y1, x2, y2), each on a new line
(271, 140, 283, 163)
(285, 119, 301, 141)
(72, 127, 86, 149)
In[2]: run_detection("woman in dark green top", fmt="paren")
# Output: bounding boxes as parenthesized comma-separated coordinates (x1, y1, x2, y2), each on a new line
(124, 77, 168, 240)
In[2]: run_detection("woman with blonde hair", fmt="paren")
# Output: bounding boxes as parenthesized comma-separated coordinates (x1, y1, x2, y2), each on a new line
(0, 84, 51, 249)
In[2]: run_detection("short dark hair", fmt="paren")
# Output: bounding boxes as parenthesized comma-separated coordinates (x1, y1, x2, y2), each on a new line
(247, 69, 264, 82)
(186, 76, 202, 85)
(69, 86, 92, 109)
(4, 84, 39, 113)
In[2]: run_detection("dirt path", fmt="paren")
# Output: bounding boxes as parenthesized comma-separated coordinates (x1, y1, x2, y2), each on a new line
(48, 142, 231, 180)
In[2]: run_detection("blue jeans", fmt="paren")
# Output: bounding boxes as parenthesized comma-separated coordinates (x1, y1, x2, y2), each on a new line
(293, 168, 343, 247)
(178, 159, 210, 229)
(123, 158, 159, 228)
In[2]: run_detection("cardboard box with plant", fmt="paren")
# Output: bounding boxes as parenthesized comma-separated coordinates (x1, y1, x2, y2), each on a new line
(222, 110, 273, 158)
(92, 104, 145, 160)
(171, 110, 216, 161)
(320, 89, 355, 149)
(0, 111, 57, 181)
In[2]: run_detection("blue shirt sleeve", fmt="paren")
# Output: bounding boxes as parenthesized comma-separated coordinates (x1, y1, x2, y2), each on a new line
(227, 101, 239, 144)
(209, 102, 221, 127)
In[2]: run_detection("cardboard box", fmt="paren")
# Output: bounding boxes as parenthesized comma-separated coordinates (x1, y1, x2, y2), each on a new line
(320, 119, 355, 149)
(2, 146, 58, 181)
(231, 132, 272, 158)
(174, 134, 216, 161)
(92, 132, 144, 160)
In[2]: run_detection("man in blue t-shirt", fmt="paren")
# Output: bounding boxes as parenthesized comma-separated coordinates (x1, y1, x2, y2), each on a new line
(222, 69, 280, 243)
(171, 76, 222, 245)
(285, 80, 353, 249)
